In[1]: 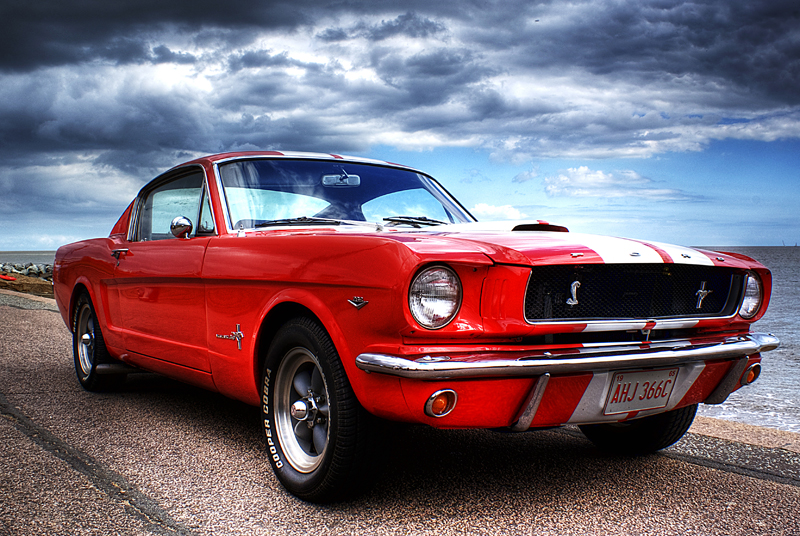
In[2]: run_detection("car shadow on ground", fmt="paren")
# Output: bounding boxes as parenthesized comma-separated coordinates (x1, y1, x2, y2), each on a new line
(102, 371, 667, 510)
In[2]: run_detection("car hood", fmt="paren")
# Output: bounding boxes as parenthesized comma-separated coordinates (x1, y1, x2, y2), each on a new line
(409, 221, 754, 268)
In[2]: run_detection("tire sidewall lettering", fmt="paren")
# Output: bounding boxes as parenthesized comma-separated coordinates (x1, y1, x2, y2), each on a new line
(262, 367, 285, 470)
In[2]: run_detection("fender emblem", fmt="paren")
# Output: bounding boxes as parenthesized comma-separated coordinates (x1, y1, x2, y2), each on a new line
(216, 324, 244, 350)
(566, 281, 581, 306)
(695, 282, 712, 309)
(348, 297, 368, 309)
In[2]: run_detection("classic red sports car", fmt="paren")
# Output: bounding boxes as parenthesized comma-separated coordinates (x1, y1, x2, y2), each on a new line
(54, 151, 779, 502)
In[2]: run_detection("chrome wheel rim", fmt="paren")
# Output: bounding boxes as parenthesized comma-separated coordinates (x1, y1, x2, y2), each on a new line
(274, 348, 330, 473)
(76, 304, 95, 376)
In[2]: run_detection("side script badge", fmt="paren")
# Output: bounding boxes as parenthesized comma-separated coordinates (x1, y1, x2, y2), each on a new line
(216, 324, 244, 350)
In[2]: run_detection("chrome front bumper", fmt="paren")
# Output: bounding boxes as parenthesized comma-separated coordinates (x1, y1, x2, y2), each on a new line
(355, 333, 780, 380)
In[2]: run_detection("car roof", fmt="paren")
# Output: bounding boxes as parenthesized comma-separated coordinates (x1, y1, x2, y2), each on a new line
(173, 151, 417, 171)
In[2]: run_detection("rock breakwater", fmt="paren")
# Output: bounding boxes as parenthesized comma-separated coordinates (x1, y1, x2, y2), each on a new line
(0, 262, 53, 281)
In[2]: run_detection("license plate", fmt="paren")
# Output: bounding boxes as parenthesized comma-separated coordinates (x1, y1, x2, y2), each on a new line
(603, 368, 678, 415)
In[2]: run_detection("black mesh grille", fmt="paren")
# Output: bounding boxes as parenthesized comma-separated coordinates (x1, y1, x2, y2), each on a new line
(524, 264, 744, 321)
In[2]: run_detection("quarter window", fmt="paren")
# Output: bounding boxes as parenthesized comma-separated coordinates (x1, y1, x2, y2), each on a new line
(197, 190, 216, 235)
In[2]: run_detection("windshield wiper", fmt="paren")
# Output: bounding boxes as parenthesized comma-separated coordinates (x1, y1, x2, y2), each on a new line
(382, 216, 447, 228)
(254, 217, 342, 228)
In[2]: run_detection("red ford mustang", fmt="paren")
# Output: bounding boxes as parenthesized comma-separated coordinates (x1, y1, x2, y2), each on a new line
(54, 151, 779, 502)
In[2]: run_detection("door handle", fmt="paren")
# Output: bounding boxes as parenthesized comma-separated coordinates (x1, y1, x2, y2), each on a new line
(111, 249, 129, 261)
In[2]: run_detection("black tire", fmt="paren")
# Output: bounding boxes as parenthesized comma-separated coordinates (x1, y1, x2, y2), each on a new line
(579, 404, 698, 455)
(72, 292, 126, 391)
(261, 317, 373, 502)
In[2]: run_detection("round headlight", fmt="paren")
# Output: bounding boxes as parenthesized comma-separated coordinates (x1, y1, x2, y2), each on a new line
(409, 266, 462, 329)
(738, 273, 762, 319)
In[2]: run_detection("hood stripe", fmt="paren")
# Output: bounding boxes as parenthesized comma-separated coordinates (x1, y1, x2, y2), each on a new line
(627, 239, 673, 263)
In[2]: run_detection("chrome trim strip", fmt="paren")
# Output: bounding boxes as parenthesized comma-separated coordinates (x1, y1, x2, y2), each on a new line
(127, 196, 141, 242)
(355, 333, 779, 380)
(211, 163, 235, 234)
(511, 373, 550, 431)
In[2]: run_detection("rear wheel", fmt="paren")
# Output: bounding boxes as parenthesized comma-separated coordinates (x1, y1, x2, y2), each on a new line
(261, 317, 373, 502)
(72, 293, 126, 391)
(579, 404, 697, 455)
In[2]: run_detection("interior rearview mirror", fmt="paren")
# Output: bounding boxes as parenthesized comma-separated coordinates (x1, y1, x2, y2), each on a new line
(322, 174, 360, 187)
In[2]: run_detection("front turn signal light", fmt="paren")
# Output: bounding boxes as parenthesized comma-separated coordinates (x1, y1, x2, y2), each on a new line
(741, 363, 762, 386)
(425, 389, 458, 417)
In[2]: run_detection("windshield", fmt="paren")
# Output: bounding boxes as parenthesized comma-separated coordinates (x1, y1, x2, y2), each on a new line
(217, 158, 475, 230)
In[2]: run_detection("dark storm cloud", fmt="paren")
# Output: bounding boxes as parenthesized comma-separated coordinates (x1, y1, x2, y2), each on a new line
(472, 0, 800, 106)
(1, 0, 799, 239)
(370, 47, 494, 107)
(318, 11, 446, 42)
(228, 50, 295, 72)
(0, 0, 321, 71)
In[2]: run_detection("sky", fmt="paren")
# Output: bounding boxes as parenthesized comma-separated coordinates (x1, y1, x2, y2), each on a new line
(1, 0, 798, 251)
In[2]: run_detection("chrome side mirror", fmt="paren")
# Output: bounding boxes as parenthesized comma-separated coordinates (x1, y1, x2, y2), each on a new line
(170, 216, 193, 239)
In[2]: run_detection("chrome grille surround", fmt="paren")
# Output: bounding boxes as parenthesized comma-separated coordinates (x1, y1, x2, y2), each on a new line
(524, 264, 745, 323)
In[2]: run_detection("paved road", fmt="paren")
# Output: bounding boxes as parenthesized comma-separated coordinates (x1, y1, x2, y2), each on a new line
(1, 291, 799, 535)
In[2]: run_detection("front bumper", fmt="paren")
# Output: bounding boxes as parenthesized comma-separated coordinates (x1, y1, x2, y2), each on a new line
(355, 332, 780, 380)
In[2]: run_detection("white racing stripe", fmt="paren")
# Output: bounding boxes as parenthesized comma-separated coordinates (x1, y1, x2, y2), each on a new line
(640, 240, 716, 266)
(567, 233, 665, 264)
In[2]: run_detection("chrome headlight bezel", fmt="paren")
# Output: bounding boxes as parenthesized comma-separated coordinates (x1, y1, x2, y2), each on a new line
(738, 272, 763, 319)
(408, 265, 463, 330)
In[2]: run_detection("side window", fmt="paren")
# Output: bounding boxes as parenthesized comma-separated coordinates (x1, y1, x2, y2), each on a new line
(138, 172, 204, 241)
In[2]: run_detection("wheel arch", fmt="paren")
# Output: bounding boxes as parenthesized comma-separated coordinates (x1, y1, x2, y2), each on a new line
(67, 280, 93, 332)
(252, 297, 355, 399)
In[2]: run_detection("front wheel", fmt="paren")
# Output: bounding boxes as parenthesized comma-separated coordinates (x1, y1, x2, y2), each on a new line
(72, 293, 126, 391)
(261, 317, 373, 502)
(579, 404, 697, 455)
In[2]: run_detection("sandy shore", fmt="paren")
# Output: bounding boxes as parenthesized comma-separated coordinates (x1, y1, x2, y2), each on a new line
(0, 272, 54, 297)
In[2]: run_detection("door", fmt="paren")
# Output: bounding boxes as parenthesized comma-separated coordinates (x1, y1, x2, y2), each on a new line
(114, 168, 215, 372)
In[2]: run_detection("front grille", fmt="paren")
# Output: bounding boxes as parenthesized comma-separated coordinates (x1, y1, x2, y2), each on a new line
(524, 264, 744, 321)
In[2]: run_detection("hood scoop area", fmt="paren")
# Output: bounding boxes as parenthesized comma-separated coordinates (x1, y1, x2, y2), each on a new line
(512, 221, 569, 233)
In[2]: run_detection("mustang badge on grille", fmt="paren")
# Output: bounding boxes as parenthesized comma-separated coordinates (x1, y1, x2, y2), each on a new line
(695, 281, 712, 309)
(566, 281, 581, 306)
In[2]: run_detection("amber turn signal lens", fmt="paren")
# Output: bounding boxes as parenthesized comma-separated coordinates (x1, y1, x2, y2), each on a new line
(741, 363, 762, 386)
(431, 395, 449, 414)
(424, 389, 458, 418)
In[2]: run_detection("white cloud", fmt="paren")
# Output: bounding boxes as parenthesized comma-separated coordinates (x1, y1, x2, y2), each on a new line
(512, 169, 538, 183)
(543, 166, 693, 200)
(470, 203, 527, 220)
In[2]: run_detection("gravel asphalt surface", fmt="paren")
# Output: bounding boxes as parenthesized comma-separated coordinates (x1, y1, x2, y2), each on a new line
(1, 289, 799, 535)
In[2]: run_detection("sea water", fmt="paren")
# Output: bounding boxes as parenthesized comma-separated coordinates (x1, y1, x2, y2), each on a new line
(1, 247, 798, 432)
(694, 246, 800, 433)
